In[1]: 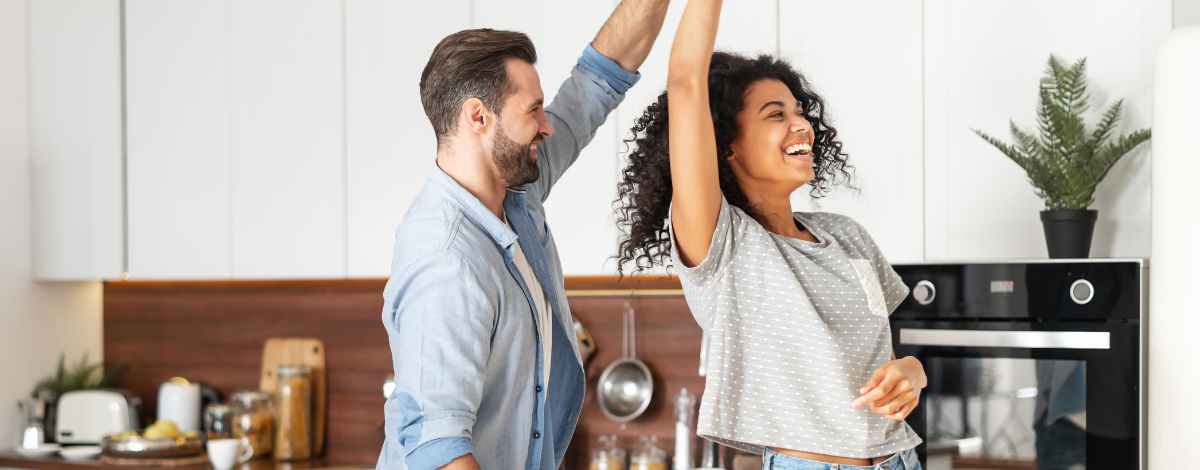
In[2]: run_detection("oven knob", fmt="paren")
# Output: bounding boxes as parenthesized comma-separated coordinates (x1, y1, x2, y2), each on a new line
(912, 280, 936, 305)
(1070, 279, 1094, 305)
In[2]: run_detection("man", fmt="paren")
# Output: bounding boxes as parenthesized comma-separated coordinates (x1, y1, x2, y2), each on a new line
(377, 2, 670, 470)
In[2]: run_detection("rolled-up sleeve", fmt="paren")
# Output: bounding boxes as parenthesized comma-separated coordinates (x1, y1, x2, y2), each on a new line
(525, 45, 635, 202)
(380, 251, 497, 470)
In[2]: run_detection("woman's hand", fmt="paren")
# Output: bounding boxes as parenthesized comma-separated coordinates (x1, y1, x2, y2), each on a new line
(851, 356, 927, 421)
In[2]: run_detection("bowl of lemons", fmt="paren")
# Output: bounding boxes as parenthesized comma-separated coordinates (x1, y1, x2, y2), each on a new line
(101, 420, 205, 458)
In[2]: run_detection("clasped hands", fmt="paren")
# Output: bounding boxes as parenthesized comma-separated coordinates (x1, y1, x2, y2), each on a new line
(850, 356, 927, 421)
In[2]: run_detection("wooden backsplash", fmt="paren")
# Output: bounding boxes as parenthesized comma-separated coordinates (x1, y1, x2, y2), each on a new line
(103, 277, 711, 468)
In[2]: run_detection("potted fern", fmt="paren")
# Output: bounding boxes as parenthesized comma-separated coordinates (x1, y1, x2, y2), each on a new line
(974, 55, 1151, 258)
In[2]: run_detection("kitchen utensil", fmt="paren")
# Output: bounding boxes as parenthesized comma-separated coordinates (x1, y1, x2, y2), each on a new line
(229, 390, 273, 458)
(204, 403, 233, 440)
(699, 437, 724, 469)
(157, 377, 201, 433)
(274, 365, 312, 461)
(260, 337, 326, 455)
(630, 435, 666, 470)
(59, 445, 102, 460)
(383, 374, 395, 398)
(597, 302, 654, 423)
(572, 314, 597, 365)
(17, 398, 45, 449)
(589, 434, 626, 470)
(673, 388, 696, 470)
(100, 435, 204, 458)
(56, 390, 137, 444)
(206, 438, 253, 470)
(13, 443, 60, 457)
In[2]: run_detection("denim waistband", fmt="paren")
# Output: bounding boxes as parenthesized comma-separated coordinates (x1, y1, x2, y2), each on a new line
(762, 447, 920, 470)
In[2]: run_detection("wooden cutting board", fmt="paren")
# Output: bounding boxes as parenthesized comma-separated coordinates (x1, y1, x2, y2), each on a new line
(260, 337, 326, 456)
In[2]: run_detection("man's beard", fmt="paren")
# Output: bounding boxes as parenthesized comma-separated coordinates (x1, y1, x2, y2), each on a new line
(491, 121, 540, 187)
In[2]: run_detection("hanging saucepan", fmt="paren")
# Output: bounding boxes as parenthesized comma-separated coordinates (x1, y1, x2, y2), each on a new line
(597, 301, 653, 423)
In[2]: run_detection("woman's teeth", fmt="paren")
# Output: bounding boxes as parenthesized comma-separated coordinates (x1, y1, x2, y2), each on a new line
(785, 143, 812, 156)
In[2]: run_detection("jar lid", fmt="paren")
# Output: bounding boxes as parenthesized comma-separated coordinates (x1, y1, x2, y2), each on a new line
(277, 365, 311, 376)
(230, 390, 271, 404)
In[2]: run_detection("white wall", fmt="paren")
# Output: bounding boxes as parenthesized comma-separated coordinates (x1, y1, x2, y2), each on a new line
(0, 0, 104, 449)
(923, 0, 1169, 260)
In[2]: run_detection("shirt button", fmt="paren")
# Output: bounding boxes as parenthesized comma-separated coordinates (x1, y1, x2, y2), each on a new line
(536, 385, 542, 393)
(533, 432, 541, 439)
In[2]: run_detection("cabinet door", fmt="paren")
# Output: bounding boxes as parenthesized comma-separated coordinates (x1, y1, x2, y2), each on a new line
(779, 0, 924, 263)
(230, 0, 346, 279)
(474, 0, 625, 275)
(125, 0, 232, 280)
(29, 0, 124, 280)
(344, 0, 471, 278)
(923, 0, 1168, 260)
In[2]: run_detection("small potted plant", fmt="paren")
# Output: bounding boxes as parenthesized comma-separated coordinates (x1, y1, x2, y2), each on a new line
(974, 55, 1151, 258)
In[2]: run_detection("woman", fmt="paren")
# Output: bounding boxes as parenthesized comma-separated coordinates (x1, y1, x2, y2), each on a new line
(615, 1, 926, 468)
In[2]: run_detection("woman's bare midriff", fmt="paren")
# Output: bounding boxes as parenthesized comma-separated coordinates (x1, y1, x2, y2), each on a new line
(768, 447, 892, 466)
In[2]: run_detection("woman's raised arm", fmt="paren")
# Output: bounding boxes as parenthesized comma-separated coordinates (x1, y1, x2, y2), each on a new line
(666, 0, 723, 268)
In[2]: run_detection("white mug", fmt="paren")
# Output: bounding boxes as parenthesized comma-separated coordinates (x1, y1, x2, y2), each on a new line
(206, 438, 253, 470)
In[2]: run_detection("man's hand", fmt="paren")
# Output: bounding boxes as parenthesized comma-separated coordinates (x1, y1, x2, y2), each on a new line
(591, 0, 671, 73)
(439, 454, 480, 470)
(851, 356, 927, 421)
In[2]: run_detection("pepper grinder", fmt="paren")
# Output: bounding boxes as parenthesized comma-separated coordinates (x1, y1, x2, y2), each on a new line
(673, 388, 696, 470)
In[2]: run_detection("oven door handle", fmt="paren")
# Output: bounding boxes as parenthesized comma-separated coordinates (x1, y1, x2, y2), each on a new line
(898, 328, 1110, 349)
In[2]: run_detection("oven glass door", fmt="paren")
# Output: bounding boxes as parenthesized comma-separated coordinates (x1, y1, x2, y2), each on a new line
(892, 321, 1140, 470)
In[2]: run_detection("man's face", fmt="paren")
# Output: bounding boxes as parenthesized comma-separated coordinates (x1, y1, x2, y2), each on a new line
(489, 58, 554, 187)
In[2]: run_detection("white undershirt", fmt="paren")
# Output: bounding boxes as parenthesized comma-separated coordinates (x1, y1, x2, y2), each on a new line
(508, 226, 553, 389)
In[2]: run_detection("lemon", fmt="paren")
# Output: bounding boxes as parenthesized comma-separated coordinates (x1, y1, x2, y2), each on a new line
(143, 420, 180, 439)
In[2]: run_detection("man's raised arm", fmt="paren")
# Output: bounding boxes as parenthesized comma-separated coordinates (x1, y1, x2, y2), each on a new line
(527, 0, 670, 200)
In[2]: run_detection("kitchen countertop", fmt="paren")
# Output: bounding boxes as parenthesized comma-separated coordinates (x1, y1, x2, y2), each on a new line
(0, 453, 372, 470)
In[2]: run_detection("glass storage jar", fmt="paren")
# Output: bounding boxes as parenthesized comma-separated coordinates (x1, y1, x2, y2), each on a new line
(274, 365, 312, 461)
(230, 390, 274, 458)
(590, 434, 626, 470)
(630, 435, 666, 470)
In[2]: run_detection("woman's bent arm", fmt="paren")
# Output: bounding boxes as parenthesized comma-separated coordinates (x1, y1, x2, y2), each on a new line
(667, 0, 723, 268)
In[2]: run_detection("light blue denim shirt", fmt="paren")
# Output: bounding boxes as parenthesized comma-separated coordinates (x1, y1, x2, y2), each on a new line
(377, 45, 638, 470)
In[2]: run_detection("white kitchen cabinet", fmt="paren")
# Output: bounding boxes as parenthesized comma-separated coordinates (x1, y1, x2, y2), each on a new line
(125, 0, 233, 280)
(923, 0, 1170, 260)
(230, 0, 347, 279)
(29, 0, 124, 281)
(344, 0, 472, 278)
(779, 0, 925, 264)
(474, 0, 624, 275)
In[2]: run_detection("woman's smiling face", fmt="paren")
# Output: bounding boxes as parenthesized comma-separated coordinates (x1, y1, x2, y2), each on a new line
(727, 78, 817, 192)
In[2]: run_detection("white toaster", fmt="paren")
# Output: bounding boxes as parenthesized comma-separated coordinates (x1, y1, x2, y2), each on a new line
(56, 389, 140, 444)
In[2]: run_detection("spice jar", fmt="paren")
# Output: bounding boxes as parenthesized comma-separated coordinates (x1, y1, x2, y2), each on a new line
(590, 435, 626, 470)
(274, 365, 312, 461)
(230, 390, 274, 458)
(630, 435, 666, 470)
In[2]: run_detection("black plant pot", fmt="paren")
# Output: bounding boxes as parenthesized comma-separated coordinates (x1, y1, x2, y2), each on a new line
(1040, 210, 1098, 258)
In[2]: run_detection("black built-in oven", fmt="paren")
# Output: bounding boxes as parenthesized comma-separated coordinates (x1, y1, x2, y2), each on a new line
(890, 260, 1146, 470)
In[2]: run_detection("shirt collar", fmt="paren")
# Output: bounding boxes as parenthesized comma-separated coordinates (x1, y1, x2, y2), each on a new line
(428, 165, 518, 250)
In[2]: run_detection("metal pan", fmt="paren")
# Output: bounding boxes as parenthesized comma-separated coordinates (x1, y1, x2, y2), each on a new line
(597, 301, 653, 423)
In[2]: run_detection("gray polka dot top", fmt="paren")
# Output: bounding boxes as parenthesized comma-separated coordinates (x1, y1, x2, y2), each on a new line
(669, 197, 922, 458)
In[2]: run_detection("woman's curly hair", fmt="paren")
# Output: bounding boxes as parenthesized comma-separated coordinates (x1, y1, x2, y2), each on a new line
(614, 52, 854, 275)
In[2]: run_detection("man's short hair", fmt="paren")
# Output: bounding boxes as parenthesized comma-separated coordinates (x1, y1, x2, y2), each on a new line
(420, 29, 538, 146)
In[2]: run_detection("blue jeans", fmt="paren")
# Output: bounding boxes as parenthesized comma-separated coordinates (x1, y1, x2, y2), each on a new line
(762, 448, 922, 470)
